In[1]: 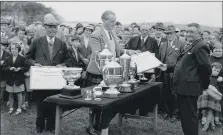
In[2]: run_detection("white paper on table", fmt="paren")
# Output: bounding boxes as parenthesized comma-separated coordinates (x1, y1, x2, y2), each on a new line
(131, 51, 163, 73)
(30, 66, 82, 90)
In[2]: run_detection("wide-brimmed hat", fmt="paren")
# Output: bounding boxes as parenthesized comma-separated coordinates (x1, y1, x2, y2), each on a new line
(0, 19, 10, 25)
(164, 25, 178, 33)
(60, 23, 66, 27)
(154, 22, 165, 30)
(43, 13, 59, 26)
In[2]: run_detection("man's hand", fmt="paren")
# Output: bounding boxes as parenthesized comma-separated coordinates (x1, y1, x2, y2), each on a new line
(82, 58, 89, 65)
(10, 67, 16, 71)
(158, 64, 167, 71)
(14, 67, 21, 72)
(0, 60, 4, 65)
(34, 63, 42, 67)
(217, 77, 223, 82)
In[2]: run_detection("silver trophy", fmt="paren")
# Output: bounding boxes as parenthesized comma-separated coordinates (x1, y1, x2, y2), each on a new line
(61, 68, 82, 89)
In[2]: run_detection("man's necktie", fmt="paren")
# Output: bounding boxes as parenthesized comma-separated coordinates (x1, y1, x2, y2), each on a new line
(49, 38, 54, 46)
(108, 31, 112, 40)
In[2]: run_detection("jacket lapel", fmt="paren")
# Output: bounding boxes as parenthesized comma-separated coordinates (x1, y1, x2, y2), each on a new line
(167, 39, 176, 56)
(41, 36, 51, 63)
(161, 42, 168, 62)
(179, 38, 202, 58)
(52, 37, 62, 60)
(80, 36, 86, 48)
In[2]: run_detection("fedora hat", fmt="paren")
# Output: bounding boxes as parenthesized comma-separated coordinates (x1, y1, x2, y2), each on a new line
(164, 25, 178, 33)
(154, 22, 165, 30)
(43, 13, 59, 26)
(207, 85, 222, 101)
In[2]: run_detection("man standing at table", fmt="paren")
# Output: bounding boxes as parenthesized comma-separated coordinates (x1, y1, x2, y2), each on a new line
(159, 23, 212, 135)
(25, 14, 71, 133)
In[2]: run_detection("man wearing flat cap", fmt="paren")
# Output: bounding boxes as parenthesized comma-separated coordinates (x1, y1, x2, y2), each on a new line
(159, 25, 186, 120)
(25, 13, 71, 133)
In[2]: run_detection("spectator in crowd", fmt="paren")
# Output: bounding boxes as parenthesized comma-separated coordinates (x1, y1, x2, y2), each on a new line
(159, 23, 212, 135)
(179, 32, 187, 42)
(75, 23, 84, 36)
(202, 30, 211, 42)
(78, 25, 93, 69)
(1, 19, 14, 40)
(8, 26, 29, 56)
(210, 34, 218, 42)
(132, 25, 141, 37)
(25, 13, 71, 133)
(94, 23, 102, 31)
(120, 27, 131, 48)
(114, 21, 124, 40)
(154, 22, 166, 47)
(26, 26, 36, 46)
(213, 31, 220, 41)
(0, 39, 10, 101)
(159, 25, 186, 121)
(2, 43, 29, 115)
(150, 25, 156, 38)
(197, 62, 222, 131)
(130, 22, 138, 28)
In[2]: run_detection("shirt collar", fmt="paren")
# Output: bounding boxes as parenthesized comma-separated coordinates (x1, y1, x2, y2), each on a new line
(141, 35, 148, 41)
(46, 35, 55, 43)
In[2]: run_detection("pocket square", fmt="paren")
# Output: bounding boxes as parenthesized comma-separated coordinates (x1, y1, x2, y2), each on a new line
(188, 52, 192, 54)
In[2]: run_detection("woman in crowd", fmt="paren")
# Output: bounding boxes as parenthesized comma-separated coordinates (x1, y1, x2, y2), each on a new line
(2, 43, 29, 115)
(8, 26, 29, 56)
(75, 23, 84, 37)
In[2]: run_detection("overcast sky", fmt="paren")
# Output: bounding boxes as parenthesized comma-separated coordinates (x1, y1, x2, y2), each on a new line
(40, 2, 222, 27)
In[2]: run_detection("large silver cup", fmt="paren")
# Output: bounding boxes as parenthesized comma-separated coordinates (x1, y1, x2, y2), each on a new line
(120, 50, 131, 82)
(61, 68, 82, 89)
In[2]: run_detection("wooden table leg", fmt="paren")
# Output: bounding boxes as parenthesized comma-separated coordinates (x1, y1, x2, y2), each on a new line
(117, 113, 123, 126)
(101, 128, 108, 135)
(55, 105, 62, 135)
(153, 104, 158, 131)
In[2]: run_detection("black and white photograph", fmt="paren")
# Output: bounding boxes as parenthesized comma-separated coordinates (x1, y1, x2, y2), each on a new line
(0, 1, 222, 135)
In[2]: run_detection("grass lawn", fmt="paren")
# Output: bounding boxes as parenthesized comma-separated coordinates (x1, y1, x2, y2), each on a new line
(1, 101, 222, 135)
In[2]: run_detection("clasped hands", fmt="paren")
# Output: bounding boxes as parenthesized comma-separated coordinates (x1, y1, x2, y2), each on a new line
(10, 67, 21, 72)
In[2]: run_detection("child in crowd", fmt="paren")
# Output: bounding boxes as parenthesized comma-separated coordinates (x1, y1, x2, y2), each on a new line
(2, 43, 29, 115)
(198, 62, 222, 131)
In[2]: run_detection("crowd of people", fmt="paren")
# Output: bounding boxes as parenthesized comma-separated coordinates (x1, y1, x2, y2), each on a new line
(0, 10, 223, 135)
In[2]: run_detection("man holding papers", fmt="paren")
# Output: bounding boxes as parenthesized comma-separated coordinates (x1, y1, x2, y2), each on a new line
(25, 14, 71, 133)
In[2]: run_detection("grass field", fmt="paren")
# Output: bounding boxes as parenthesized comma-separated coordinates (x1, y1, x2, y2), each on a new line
(1, 101, 222, 135)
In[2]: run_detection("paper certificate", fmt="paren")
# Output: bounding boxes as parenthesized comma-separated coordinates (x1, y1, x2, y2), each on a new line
(131, 51, 162, 73)
(30, 66, 81, 90)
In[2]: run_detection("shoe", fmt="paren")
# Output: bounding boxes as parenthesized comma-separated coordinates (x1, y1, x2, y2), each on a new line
(15, 109, 22, 115)
(36, 128, 43, 134)
(86, 127, 100, 135)
(8, 108, 14, 114)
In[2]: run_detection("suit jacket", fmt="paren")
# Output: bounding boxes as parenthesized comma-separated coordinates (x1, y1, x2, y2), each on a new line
(126, 35, 159, 58)
(68, 47, 85, 68)
(2, 55, 29, 86)
(159, 39, 186, 64)
(25, 36, 71, 66)
(87, 26, 122, 75)
(0, 50, 11, 81)
(78, 35, 92, 66)
(166, 38, 212, 96)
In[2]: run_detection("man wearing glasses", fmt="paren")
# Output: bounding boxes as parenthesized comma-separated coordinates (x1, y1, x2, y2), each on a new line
(26, 13, 71, 134)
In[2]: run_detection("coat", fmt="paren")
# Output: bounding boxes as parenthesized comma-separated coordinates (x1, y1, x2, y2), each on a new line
(2, 55, 29, 86)
(0, 50, 10, 81)
(126, 35, 159, 58)
(25, 36, 71, 66)
(78, 35, 92, 66)
(167, 38, 212, 96)
(86, 26, 122, 75)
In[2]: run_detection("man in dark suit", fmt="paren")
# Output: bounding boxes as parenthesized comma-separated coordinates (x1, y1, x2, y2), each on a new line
(159, 23, 212, 135)
(0, 39, 10, 100)
(158, 25, 186, 120)
(25, 14, 71, 133)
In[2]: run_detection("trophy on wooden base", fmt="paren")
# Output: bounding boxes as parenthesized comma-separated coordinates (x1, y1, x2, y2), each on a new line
(60, 68, 83, 99)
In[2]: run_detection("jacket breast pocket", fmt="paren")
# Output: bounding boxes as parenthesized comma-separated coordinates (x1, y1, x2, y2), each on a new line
(185, 76, 200, 82)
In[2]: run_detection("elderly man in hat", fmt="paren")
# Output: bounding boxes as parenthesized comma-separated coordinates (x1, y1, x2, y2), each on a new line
(26, 13, 71, 133)
(0, 39, 10, 101)
(154, 22, 167, 47)
(1, 19, 13, 40)
(159, 23, 211, 135)
(159, 25, 186, 121)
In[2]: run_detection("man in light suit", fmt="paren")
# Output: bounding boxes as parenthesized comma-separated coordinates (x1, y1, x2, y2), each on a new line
(25, 14, 71, 134)
(158, 25, 186, 120)
(159, 23, 212, 135)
